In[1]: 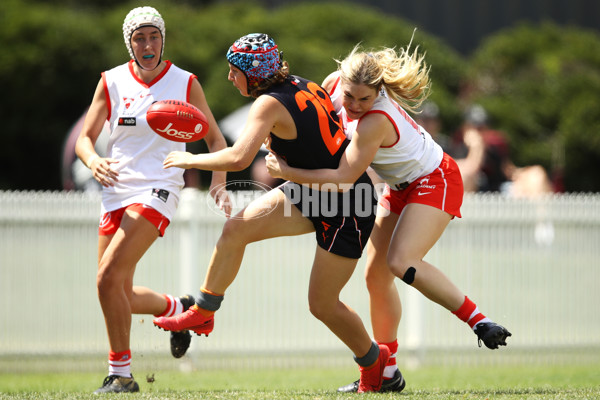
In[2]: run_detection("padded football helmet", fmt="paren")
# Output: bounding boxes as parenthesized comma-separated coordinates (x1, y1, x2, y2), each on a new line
(226, 33, 281, 93)
(123, 7, 165, 64)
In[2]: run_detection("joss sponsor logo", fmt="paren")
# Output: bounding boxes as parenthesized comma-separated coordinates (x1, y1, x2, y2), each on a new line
(155, 122, 202, 141)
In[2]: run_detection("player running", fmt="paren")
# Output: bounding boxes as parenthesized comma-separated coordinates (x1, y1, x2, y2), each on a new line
(266, 44, 512, 393)
(75, 7, 230, 393)
(154, 33, 389, 392)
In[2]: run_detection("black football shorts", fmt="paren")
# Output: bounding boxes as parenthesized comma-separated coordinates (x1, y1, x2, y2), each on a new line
(279, 172, 376, 259)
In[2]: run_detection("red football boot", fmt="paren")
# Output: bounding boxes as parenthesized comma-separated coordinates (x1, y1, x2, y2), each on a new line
(153, 305, 214, 337)
(357, 344, 390, 393)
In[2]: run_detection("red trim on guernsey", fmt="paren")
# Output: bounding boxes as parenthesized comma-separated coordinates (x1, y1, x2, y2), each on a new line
(101, 72, 111, 121)
(127, 60, 172, 88)
(330, 75, 341, 95)
(187, 75, 197, 103)
(389, 100, 420, 131)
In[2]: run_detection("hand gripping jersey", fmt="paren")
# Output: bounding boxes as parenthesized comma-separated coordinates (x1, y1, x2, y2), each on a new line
(329, 77, 443, 188)
(101, 60, 196, 220)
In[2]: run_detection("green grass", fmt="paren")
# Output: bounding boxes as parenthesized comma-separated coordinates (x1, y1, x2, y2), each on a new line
(1, 363, 599, 399)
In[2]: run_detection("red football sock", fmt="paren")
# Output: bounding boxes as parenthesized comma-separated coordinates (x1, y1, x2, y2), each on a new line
(108, 349, 131, 378)
(452, 296, 490, 329)
(378, 340, 398, 379)
(154, 294, 182, 318)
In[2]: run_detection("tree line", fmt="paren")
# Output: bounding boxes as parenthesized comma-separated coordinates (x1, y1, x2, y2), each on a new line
(1, 0, 599, 192)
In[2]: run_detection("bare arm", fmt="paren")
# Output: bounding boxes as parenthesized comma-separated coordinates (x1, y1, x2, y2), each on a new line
(455, 127, 485, 193)
(75, 78, 119, 187)
(266, 113, 391, 187)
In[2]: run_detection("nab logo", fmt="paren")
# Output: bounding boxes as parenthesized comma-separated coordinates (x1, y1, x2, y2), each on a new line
(118, 117, 136, 126)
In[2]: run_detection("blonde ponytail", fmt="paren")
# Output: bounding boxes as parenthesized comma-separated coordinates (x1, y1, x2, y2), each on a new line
(337, 43, 431, 112)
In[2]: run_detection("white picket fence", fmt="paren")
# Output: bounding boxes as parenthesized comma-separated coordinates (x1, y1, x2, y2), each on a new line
(1, 189, 599, 370)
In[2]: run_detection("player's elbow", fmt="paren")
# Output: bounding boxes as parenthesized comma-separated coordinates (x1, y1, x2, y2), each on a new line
(339, 172, 363, 191)
(228, 154, 254, 172)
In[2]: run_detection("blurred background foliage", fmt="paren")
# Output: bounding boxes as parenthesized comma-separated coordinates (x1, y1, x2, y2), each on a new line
(1, 0, 599, 191)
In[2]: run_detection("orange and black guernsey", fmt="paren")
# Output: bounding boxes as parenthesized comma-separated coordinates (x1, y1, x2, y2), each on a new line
(267, 76, 349, 169)
(265, 75, 376, 259)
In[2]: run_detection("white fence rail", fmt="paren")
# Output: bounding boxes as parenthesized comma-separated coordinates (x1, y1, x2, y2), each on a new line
(1, 190, 599, 366)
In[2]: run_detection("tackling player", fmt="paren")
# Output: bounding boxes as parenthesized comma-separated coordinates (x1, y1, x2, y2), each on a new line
(266, 44, 512, 393)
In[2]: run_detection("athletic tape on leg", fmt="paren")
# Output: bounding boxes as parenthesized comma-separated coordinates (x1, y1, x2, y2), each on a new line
(402, 266, 416, 285)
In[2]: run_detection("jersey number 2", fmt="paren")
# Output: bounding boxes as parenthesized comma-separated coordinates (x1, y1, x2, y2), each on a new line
(295, 82, 346, 155)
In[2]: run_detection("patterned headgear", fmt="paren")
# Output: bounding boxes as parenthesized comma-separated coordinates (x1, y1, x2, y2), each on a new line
(226, 33, 281, 92)
(122, 6, 165, 61)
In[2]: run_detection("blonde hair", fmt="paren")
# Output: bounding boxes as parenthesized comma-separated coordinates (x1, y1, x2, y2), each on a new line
(337, 44, 431, 112)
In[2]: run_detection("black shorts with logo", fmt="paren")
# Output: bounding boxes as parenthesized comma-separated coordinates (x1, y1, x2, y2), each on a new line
(279, 172, 376, 259)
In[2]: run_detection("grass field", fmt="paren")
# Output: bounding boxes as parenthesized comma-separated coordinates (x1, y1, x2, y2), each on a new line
(1, 362, 599, 399)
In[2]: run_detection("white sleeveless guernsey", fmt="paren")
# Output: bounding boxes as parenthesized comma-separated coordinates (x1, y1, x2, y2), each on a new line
(330, 77, 443, 188)
(101, 60, 195, 220)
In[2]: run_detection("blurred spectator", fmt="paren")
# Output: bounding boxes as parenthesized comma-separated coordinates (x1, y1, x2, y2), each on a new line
(415, 101, 451, 152)
(418, 102, 555, 245)
(62, 109, 109, 192)
(451, 104, 553, 197)
(415, 101, 485, 193)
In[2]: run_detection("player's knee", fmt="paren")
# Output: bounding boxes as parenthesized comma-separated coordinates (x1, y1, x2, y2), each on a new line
(387, 255, 417, 285)
(365, 263, 394, 293)
(96, 263, 119, 297)
(307, 296, 333, 323)
(218, 218, 249, 246)
(219, 218, 238, 239)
